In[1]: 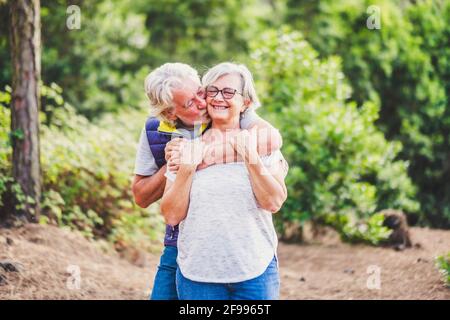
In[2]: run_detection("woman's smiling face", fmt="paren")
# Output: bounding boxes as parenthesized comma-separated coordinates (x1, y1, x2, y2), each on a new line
(206, 73, 249, 124)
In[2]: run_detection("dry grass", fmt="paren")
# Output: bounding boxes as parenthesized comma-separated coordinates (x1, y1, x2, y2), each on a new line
(0, 224, 158, 299)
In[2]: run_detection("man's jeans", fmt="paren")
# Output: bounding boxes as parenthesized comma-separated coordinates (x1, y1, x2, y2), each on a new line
(176, 256, 280, 300)
(150, 246, 178, 300)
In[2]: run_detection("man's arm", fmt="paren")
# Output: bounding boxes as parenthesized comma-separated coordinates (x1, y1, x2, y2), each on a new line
(165, 116, 283, 171)
(251, 116, 283, 154)
(132, 165, 166, 208)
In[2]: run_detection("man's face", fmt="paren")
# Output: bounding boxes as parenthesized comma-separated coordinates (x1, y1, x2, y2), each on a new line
(170, 79, 209, 127)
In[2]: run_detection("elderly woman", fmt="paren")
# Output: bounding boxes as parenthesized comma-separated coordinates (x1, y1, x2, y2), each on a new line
(160, 62, 288, 300)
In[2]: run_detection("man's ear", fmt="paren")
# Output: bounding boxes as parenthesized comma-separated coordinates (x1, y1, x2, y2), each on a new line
(163, 107, 177, 121)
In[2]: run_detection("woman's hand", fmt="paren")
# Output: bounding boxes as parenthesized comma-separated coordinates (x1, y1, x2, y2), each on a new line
(179, 139, 205, 169)
(232, 128, 259, 164)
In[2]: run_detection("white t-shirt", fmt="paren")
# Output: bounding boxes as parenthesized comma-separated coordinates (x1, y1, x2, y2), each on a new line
(165, 151, 283, 283)
(133, 108, 260, 176)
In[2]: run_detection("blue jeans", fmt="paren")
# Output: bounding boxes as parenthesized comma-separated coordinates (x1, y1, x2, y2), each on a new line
(150, 246, 179, 300)
(176, 257, 280, 300)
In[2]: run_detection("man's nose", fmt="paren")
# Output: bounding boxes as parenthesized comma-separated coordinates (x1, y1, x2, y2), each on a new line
(196, 97, 207, 110)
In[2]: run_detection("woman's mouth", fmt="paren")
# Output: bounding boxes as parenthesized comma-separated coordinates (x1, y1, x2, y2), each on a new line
(211, 104, 229, 110)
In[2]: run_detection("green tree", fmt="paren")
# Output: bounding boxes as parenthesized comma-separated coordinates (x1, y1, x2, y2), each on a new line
(136, 0, 277, 69)
(8, 0, 42, 223)
(1, 0, 150, 118)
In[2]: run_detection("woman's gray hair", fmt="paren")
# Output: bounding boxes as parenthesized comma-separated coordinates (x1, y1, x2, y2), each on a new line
(144, 62, 200, 123)
(202, 62, 261, 109)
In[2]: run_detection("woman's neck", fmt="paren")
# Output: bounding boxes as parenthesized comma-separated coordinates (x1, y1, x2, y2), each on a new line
(211, 118, 240, 132)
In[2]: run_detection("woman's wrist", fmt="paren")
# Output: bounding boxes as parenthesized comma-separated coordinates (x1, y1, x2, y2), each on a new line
(178, 163, 198, 175)
(243, 147, 260, 165)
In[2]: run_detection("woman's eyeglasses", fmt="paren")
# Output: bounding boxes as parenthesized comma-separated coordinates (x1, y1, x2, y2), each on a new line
(206, 85, 243, 100)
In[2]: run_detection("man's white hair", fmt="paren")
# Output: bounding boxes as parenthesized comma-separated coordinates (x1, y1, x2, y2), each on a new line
(144, 63, 200, 123)
(202, 62, 261, 109)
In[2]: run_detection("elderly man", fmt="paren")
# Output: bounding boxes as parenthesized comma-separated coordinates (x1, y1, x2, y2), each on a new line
(132, 62, 282, 300)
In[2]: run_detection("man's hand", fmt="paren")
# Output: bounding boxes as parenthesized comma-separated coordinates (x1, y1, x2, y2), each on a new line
(165, 137, 185, 162)
(165, 137, 187, 172)
(167, 138, 205, 172)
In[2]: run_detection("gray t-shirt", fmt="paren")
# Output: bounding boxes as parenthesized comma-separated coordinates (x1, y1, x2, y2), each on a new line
(134, 108, 260, 176)
(165, 151, 283, 283)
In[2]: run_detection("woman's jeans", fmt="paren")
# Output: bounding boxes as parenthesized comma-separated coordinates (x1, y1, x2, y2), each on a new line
(176, 256, 280, 300)
(150, 246, 179, 300)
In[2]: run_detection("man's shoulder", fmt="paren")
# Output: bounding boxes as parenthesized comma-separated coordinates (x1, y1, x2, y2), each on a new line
(145, 117, 161, 132)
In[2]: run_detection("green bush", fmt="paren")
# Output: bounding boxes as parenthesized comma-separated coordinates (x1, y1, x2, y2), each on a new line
(250, 29, 419, 238)
(435, 253, 450, 287)
(284, 0, 450, 228)
(0, 0, 150, 119)
(0, 86, 11, 209)
(325, 212, 392, 246)
(0, 84, 164, 249)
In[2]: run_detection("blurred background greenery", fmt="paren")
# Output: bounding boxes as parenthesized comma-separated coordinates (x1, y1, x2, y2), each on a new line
(0, 0, 449, 250)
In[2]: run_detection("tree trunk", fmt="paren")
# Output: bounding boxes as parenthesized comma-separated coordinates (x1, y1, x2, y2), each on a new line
(9, 0, 41, 223)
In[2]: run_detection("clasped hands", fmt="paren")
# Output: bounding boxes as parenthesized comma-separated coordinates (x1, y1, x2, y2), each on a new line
(164, 129, 259, 173)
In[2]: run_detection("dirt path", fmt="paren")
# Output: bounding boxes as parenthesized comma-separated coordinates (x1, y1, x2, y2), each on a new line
(0, 224, 448, 299)
(0, 224, 156, 299)
(278, 227, 450, 299)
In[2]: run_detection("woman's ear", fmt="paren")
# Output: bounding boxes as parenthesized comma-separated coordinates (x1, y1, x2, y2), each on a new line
(240, 99, 252, 112)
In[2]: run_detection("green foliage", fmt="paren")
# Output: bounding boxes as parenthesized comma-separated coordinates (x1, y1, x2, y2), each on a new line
(135, 0, 279, 70)
(0, 0, 149, 118)
(435, 253, 450, 287)
(325, 212, 392, 245)
(0, 0, 280, 119)
(39, 88, 165, 243)
(1, 86, 37, 214)
(108, 202, 163, 253)
(0, 84, 164, 248)
(284, 0, 450, 227)
(41, 0, 150, 118)
(1, 0, 448, 248)
(0, 85, 12, 208)
(250, 29, 419, 237)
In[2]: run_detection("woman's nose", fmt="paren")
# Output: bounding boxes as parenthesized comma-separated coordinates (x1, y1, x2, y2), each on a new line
(212, 93, 225, 103)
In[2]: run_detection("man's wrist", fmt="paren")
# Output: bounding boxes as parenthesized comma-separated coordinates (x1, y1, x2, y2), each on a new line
(178, 164, 197, 175)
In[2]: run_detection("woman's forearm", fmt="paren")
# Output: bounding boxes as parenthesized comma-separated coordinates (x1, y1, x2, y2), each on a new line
(245, 153, 287, 213)
(160, 165, 196, 226)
